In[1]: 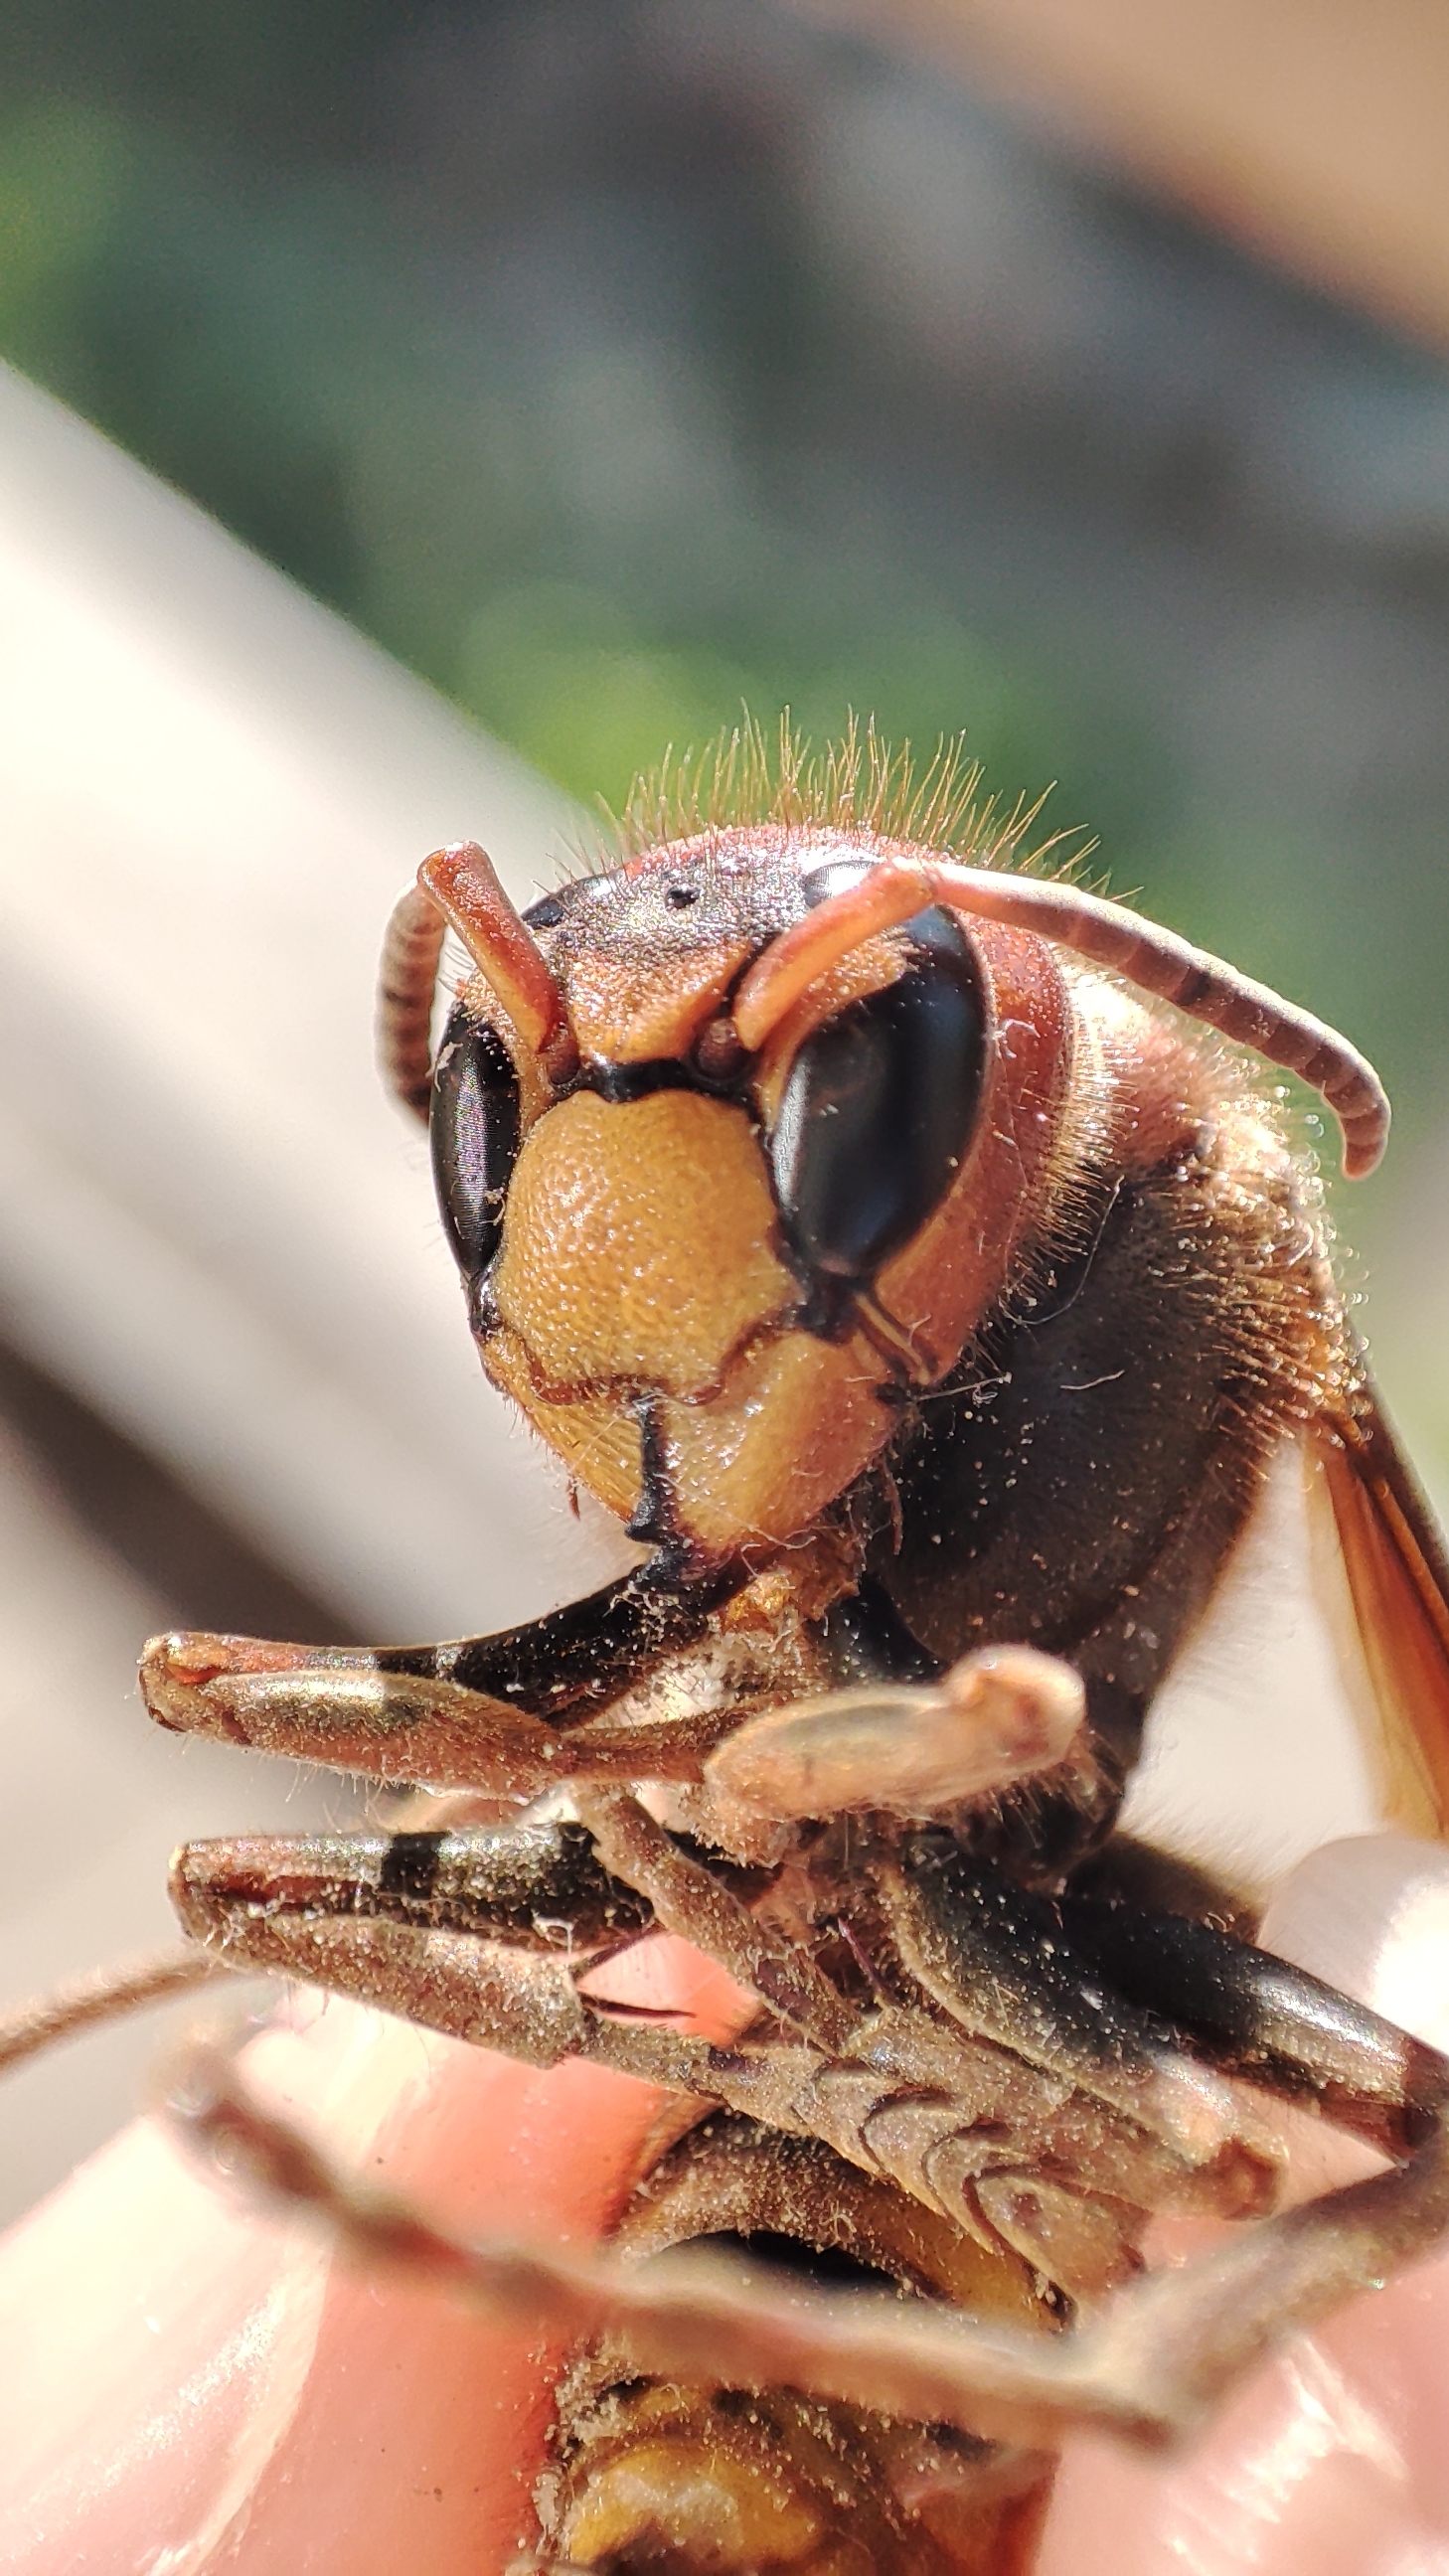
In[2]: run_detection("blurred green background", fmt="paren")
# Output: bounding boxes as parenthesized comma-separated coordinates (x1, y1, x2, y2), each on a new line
(4, 0, 1448, 1166)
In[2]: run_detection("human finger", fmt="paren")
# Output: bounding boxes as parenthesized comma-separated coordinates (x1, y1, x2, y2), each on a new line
(0, 1932, 754, 2574)
(1036, 1835, 1449, 2576)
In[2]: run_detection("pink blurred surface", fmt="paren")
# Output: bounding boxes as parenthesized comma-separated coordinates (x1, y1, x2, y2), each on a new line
(0, 1938, 753, 2574)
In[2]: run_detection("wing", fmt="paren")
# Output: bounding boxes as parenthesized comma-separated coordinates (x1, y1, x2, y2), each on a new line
(1314, 1381, 1449, 1840)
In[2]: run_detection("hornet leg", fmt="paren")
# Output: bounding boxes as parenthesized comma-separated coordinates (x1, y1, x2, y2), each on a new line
(166, 1945, 1449, 2458)
(141, 1553, 841, 1797)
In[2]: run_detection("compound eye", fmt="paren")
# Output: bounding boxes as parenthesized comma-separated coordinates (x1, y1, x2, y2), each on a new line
(430, 1001, 521, 1279)
(768, 907, 988, 1284)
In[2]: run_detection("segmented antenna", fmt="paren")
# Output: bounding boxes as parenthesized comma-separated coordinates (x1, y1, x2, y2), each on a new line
(378, 844, 567, 1123)
(378, 881, 448, 1123)
(732, 857, 1389, 1178)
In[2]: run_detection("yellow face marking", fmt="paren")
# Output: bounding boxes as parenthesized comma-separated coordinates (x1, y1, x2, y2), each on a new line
(491, 1090, 796, 1401)
(481, 1087, 908, 1552)
(480, 1330, 646, 1524)
(656, 1328, 897, 1554)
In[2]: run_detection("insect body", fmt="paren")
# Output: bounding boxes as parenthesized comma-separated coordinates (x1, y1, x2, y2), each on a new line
(118, 743, 1449, 2570)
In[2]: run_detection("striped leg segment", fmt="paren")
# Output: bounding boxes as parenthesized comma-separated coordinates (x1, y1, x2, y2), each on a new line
(165, 1941, 1449, 2456)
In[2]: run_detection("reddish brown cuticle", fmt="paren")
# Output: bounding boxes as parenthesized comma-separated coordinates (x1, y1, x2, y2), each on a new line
(540, 1026, 581, 1088)
(168, 1656, 229, 1689)
(694, 1016, 747, 1080)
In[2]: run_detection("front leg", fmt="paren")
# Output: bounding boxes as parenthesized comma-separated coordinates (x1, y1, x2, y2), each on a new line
(169, 1798, 906, 2130)
(700, 1641, 1088, 1861)
(141, 1548, 847, 1796)
(171, 1808, 723, 2093)
(171, 1794, 1257, 2273)
(175, 1812, 653, 1959)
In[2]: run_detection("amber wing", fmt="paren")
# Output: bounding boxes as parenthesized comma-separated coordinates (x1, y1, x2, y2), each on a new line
(1317, 1381, 1449, 1839)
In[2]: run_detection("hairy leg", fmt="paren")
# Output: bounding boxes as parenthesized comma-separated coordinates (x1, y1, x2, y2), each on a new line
(139, 1548, 848, 1797)
(160, 1926, 1449, 2459)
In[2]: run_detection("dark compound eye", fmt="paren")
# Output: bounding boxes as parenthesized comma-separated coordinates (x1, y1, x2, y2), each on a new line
(665, 884, 699, 909)
(768, 906, 988, 1288)
(430, 1001, 521, 1280)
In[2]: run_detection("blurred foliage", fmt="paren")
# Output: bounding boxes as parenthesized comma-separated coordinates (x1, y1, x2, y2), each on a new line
(0, 7, 1165, 846)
